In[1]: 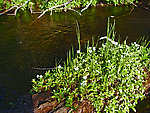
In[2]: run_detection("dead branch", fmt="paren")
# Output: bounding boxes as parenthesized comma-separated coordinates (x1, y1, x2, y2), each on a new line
(37, 0, 72, 19)
(81, 0, 92, 13)
(0, 5, 17, 15)
(14, 0, 30, 16)
(0, 0, 30, 16)
(127, 0, 137, 7)
(33, 67, 56, 70)
(68, 8, 82, 15)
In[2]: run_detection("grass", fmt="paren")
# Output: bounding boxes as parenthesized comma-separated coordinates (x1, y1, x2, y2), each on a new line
(31, 18, 150, 112)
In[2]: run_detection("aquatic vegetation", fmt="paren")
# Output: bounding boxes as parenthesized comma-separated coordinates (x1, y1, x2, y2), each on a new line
(31, 18, 150, 112)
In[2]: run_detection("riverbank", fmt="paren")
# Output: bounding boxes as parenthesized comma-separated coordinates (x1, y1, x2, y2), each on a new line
(1, 93, 150, 113)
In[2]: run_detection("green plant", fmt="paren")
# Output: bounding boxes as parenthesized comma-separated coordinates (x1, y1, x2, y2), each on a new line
(0, 0, 34, 11)
(31, 18, 150, 112)
(105, 0, 138, 6)
(0, 0, 139, 16)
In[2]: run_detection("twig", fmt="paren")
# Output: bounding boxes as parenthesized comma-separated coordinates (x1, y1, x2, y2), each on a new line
(99, 36, 119, 45)
(33, 67, 56, 70)
(68, 8, 82, 15)
(37, 0, 72, 19)
(127, 0, 137, 7)
(14, 0, 30, 16)
(81, 0, 92, 13)
(0, 5, 17, 15)
(0, 0, 30, 16)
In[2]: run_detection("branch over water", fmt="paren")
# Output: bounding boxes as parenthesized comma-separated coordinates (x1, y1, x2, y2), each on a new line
(0, 0, 30, 16)
(38, 0, 73, 19)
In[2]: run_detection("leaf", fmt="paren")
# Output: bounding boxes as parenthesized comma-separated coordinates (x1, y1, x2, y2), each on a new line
(131, 107, 136, 112)
(51, 96, 56, 98)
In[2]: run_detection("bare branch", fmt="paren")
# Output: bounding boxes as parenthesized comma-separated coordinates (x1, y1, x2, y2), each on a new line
(33, 67, 56, 70)
(81, 0, 92, 13)
(0, 0, 30, 16)
(127, 0, 137, 7)
(68, 8, 82, 16)
(38, 0, 72, 19)
(0, 5, 18, 15)
(14, 0, 30, 16)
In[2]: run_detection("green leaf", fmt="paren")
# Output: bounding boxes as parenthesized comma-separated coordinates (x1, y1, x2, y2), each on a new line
(131, 107, 136, 112)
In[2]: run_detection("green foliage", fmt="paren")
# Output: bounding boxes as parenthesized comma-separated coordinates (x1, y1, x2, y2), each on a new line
(0, 0, 34, 11)
(38, 0, 98, 11)
(105, 0, 137, 5)
(38, 0, 137, 12)
(0, 0, 138, 13)
(31, 19, 150, 112)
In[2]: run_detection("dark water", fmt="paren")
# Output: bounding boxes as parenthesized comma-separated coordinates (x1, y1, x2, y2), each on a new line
(0, 6, 150, 109)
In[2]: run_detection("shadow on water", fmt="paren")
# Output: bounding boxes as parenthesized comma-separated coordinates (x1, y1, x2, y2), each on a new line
(0, 5, 150, 111)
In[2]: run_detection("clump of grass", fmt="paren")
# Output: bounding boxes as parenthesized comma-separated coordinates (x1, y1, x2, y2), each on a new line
(31, 18, 150, 112)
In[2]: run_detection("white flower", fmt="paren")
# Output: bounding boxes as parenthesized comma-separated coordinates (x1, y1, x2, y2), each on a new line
(96, 70, 100, 74)
(40, 75, 43, 78)
(137, 75, 140, 79)
(102, 44, 105, 47)
(83, 76, 87, 80)
(89, 50, 92, 53)
(107, 60, 110, 63)
(93, 47, 96, 51)
(132, 42, 140, 47)
(58, 65, 62, 69)
(95, 60, 97, 63)
(110, 15, 114, 18)
(79, 63, 82, 66)
(77, 50, 80, 53)
(123, 53, 129, 56)
(89, 47, 92, 49)
(74, 67, 79, 71)
(119, 89, 122, 93)
(36, 75, 39, 78)
(83, 59, 86, 62)
(80, 81, 87, 86)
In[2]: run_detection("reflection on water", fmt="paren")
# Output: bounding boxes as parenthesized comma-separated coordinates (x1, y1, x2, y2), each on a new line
(0, 6, 150, 108)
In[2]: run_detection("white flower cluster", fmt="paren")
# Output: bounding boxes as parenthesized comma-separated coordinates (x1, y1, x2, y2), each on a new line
(74, 67, 79, 71)
(102, 44, 106, 48)
(37, 74, 43, 78)
(77, 50, 81, 54)
(133, 42, 140, 47)
(83, 75, 87, 80)
(88, 47, 96, 53)
(80, 80, 87, 86)
(58, 65, 62, 69)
